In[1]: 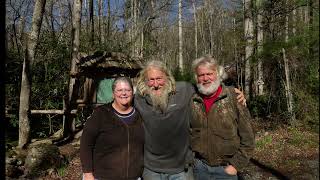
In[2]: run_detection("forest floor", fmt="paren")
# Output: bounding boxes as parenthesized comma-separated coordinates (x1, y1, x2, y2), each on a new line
(42, 119, 319, 180)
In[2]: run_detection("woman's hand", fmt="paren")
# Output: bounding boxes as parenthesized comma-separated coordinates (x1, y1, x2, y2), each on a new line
(83, 173, 95, 180)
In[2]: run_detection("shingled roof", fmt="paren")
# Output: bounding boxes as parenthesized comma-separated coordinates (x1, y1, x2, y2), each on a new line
(77, 51, 144, 78)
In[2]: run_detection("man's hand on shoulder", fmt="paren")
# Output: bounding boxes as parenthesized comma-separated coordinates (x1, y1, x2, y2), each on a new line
(234, 88, 246, 107)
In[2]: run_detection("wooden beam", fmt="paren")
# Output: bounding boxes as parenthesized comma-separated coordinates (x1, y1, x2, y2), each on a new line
(30, 109, 77, 114)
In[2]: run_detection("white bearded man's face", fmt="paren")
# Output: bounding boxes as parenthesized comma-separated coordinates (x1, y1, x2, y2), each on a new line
(145, 68, 171, 112)
(196, 64, 221, 96)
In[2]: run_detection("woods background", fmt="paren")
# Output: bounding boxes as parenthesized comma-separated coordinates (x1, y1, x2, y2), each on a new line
(5, 0, 319, 148)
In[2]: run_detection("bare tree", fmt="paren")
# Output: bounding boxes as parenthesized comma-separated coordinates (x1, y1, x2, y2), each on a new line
(63, 0, 82, 138)
(256, 0, 264, 95)
(18, 0, 46, 149)
(89, 0, 94, 46)
(283, 0, 296, 124)
(244, 0, 254, 98)
(98, 0, 104, 44)
(106, 0, 111, 41)
(45, 0, 56, 40)
(192, 0, 198, 58)
(178, 0, 183, 73)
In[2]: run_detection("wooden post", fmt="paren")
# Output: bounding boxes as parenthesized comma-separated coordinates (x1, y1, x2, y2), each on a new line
(48, 114, 52, 135)
(62, 95, 70, 137)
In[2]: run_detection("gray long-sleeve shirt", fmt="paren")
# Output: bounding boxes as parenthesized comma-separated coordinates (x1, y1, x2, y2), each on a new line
(134, 81, 195, 174)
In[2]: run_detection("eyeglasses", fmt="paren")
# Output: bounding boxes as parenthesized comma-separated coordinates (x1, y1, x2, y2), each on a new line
(114, 89, 132, 94)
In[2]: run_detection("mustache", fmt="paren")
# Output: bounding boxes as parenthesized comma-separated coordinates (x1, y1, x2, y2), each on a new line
(150, 86, 161, 90)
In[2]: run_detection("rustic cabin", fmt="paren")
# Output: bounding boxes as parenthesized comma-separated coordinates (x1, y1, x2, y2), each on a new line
(75, 51, 144, 109)
(29, 51, 144, 139)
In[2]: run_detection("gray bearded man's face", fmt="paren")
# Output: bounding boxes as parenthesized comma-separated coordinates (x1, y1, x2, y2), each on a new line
(147, 83, 171, 112)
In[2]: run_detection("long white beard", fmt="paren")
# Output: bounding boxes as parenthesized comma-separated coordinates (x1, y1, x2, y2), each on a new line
(197, 79, 221, 96)
(147, 85, 171, 112)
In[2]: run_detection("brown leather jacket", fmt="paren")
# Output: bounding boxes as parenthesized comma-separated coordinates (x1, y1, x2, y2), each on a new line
(191, 85, 255, 171)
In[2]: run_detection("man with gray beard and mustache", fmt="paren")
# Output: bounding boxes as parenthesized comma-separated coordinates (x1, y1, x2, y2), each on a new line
(190, 56, 254, 180)
(134, 60, 246, 180)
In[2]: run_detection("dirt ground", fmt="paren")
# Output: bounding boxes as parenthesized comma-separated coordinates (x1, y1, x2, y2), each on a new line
(42, 119, 319, 180)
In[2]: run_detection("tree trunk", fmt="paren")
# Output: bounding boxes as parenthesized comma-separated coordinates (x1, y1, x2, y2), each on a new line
(219, 13, 224, 61)
(140, 26, 144, 58)
(244, 0, 254, 98)
(233, 17, 240, 87)
(12, 22, 21, 59)
(256, 0, 264, 95)
(63, 0, 82, 138)
(178, 0, 183, 73)
(208, 12, 214, 56)
(199, 11, 206, 54)
(85, 0, 90, 34)
(308, 0, 313, 57)
(18, 0, 46, 149)
(134, 0, 138, 56)
(282, 48, 296, 124)
(98, 0, 104, 44)
(131, 0, 139, 56)
(49, 0, 56, 41)
(19, 16, 26, 42)
(89, 0, 94, 47)
(129, 0, 134, 55)
(292, 8, 296, 35)
(106, 0, 111, 41)
(58, 1, 64, 42)
(192, 0, 198, 58)
(283, 0, 296, 124)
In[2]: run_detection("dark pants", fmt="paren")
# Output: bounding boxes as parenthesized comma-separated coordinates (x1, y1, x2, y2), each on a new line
(193, 159, 238, 180)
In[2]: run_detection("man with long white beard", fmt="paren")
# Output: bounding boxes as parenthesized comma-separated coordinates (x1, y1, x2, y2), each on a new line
(190, 56, 255, 180)
(135, 60, 195, 180)
(134, 60, 246, 180)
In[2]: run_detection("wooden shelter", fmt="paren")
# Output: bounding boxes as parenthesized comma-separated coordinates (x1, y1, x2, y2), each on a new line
(74, 51, 144, 107)
(30, 51, 144, 139)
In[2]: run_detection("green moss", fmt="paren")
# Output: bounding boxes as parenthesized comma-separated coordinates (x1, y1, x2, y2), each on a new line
(287, 127, 318, 148)
(256, 135, 273, 149)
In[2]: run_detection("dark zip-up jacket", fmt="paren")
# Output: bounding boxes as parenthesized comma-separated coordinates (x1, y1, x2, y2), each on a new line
(80, 103, 144, 180)
(191, 85, 255, 172)
(134, 81, 195, 174)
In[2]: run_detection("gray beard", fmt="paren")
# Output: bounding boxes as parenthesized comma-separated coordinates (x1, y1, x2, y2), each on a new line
(197, 79, 221, 96)
(147, 85, 171, 113)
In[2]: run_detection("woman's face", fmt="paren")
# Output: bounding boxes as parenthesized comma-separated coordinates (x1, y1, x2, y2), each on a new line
(113, 81, 133, 107)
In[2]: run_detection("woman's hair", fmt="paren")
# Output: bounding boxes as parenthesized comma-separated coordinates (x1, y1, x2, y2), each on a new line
(112, 76, 133, 92)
